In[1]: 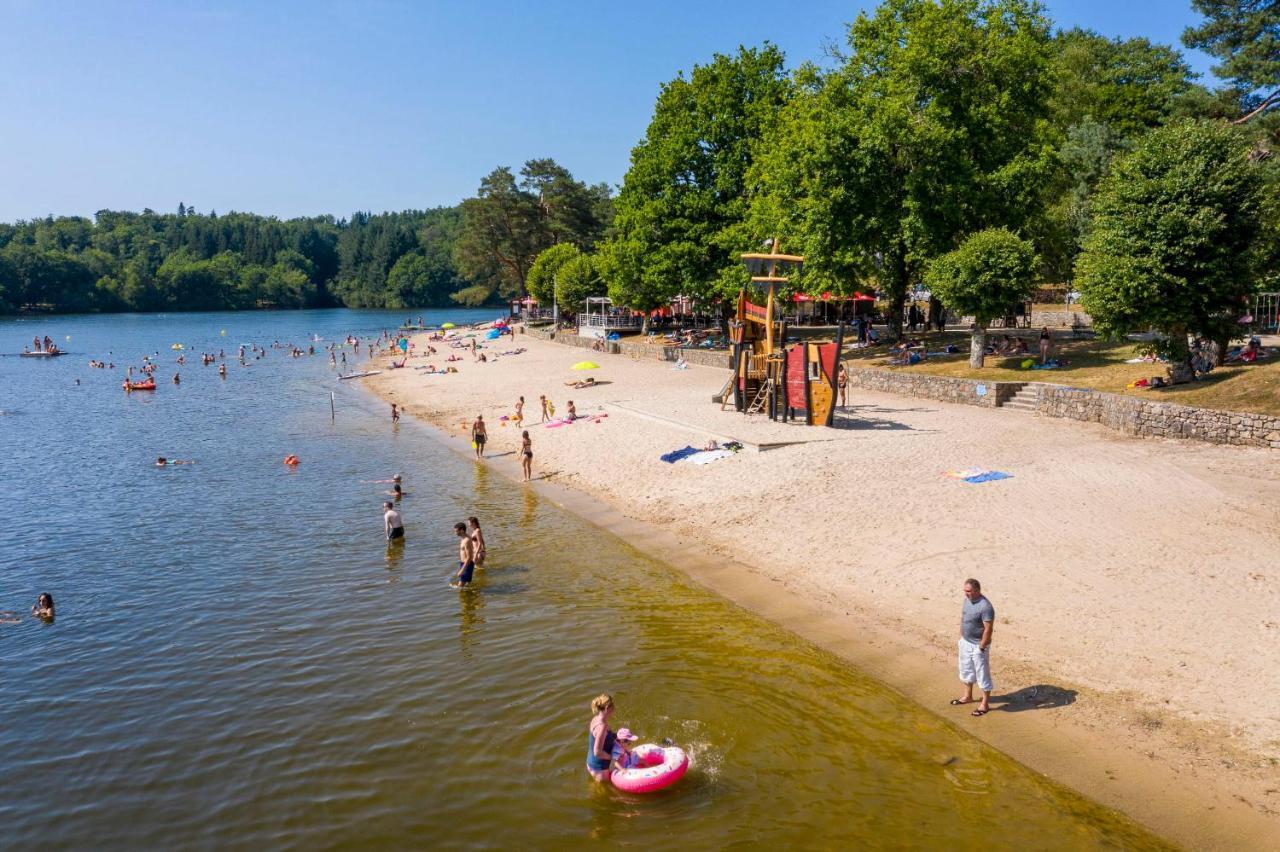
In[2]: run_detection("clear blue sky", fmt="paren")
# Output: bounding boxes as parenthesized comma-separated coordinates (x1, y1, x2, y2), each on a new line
(0, 0, 1218, 222)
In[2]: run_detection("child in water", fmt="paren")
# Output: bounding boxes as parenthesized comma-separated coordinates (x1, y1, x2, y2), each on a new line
(611, 728, 640, 769)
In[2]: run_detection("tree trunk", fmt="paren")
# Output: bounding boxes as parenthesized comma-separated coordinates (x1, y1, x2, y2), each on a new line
(969, 326, 986, 369)
(1210, 329, 1231, 367)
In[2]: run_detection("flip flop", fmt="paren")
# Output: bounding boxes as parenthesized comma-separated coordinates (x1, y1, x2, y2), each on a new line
(971, 708, 989, 717)
(949, 699, 972, 706)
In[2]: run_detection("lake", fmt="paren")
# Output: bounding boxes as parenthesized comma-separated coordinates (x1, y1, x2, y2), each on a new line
(0, 309, 1166, 848)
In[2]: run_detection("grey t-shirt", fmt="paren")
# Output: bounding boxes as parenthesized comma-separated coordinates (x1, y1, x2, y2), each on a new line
(962, 596, 994, 644)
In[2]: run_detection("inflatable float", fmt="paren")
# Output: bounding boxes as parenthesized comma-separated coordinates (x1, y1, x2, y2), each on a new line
(611, 744, 688, 794)
(123, 380, 157, 391)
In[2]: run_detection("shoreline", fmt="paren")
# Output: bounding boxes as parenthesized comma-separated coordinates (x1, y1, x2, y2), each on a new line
(367, 332, 1280, 850)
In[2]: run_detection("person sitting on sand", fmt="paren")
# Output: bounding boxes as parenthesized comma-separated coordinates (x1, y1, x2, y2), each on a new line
(32, 593, 54, 619)
(566, 400, 577, 420)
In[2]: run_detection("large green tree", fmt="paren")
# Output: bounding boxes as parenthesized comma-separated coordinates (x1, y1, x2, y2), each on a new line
(751, 0, 1055, 336)
(1183, 0, 1280, 122)
(600, 44, 791, 313)
(925, 229, 1037, 367)
(526, 242, 581, 306)
(1076, 120, 1263, 361)
(554, 253, 607, 310)
(454, 160, 610, 305)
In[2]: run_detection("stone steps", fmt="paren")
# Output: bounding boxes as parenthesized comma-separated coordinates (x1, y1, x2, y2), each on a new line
(1000, 385, 1039, 412)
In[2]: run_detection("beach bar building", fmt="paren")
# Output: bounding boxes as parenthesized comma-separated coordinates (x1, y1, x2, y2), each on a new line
(577, 297, 644, 339)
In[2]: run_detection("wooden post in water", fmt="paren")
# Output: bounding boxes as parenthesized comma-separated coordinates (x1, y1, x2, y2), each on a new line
(330, 392, 336, 422)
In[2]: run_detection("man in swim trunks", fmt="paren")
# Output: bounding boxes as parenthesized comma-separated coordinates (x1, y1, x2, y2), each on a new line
(471, 414, 487, 459)
(391, 403, 399, 423)
(384, 501, 404, 542)
(454, 522, 476, 586)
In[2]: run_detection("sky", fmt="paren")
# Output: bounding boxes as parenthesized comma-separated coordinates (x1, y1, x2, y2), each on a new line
(0, 0, 1219, 222)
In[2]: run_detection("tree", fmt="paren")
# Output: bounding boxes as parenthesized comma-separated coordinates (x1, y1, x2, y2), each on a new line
(520, 159, 608, 249)
(526, 242, 580, 306)
(600, 44, 791, 312)
(751, 0, 1054, 336)
(1184, 1, 1280, 122)
(1076, 120, 1263, 362)
(1050, 29, 1199, 140)
(925, 229, 1037, 367)
(555, 253, 607, 310)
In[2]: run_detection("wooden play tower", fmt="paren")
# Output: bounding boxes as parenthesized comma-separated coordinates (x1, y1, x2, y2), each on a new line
(728, 239, 843, 427)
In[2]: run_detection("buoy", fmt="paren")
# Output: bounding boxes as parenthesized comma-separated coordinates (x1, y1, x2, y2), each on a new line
(284, 455, 299, 466)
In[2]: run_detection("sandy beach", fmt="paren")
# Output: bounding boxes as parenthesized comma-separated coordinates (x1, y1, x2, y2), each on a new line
(369, 330, 1280, 848)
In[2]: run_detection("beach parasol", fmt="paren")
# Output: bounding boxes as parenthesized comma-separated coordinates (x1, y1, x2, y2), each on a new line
(571, 361, 600, 371)
(441, 322, 456, 329)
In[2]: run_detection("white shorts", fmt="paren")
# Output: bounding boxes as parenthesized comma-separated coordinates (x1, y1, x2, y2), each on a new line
(958, 638, 993, 693)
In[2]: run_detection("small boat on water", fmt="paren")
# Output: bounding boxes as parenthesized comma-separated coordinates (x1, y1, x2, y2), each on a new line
(337, 370, 382, 380)
(123, 380, 157, 391)
(19, 350, 67, 358)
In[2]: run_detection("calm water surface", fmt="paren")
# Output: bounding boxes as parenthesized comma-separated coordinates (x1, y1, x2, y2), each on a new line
(0, 310, 1167, 849)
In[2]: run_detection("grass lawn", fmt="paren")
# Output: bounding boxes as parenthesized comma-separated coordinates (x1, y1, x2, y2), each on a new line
(843, 331, 1280, 418)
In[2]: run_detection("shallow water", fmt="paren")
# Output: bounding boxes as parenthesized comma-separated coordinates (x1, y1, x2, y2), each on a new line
(0, 310, 1167, 848)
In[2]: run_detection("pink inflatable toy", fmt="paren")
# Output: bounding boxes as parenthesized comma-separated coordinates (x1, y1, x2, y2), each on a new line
(610, 744, 689, 794)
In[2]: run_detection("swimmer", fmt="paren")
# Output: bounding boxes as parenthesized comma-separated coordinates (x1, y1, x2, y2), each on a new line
(32, 593, 54, 619)
(384, 500, 404, 542)
(586, 694, 616, 781)
(391, 403, 399, 423)
(468, 517, 486, 568)
(172, 372, 181, 384)
(156, 457, 193, 466)
(219, 364, 227, 378)
(452, 522, 476, 587)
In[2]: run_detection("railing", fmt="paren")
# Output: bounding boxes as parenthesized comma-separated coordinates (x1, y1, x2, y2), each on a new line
(579, 313, 645, 329)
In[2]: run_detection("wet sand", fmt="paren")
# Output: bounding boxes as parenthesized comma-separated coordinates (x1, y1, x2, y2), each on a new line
(368, 330, 1280, 849)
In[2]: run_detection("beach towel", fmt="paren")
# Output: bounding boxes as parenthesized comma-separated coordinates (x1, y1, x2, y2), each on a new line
(684, 449, 732, 465)
(660, 446, 700, 464)
(944, 468, 1012, 484)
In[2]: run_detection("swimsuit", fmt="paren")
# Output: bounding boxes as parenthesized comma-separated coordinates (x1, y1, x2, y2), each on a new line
(586, 729, 616, 772)
(388, 526, 404, 540)
(457, 560, 475, 584)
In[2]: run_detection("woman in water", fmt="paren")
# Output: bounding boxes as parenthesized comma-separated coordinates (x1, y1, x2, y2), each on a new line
(32, 593, 54, 619)
(586, 693, 617, 781)
(468, 517, 486, 568)
(520, 430, 533, 482)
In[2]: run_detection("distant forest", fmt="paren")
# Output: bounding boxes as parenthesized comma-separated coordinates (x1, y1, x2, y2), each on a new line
(0, 158, 613, 315)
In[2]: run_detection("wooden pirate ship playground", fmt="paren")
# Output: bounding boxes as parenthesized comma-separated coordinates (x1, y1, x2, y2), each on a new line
(727, 240, 844, 427)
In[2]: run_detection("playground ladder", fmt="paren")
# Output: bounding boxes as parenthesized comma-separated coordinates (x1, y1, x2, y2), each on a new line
(746, 378, 773, 415)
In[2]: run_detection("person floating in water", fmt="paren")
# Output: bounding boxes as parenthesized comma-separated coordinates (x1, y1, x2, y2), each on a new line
(156, 457, 194, 466)
(453, 522, 476, 587)
(32, 593, 55, 619)
(384, 500, 404, 542)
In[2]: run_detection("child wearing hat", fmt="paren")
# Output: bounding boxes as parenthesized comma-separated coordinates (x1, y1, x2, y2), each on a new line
(611, 727, 640, 769)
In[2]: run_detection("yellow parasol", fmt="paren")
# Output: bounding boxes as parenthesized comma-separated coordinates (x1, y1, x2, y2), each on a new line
(571, 361, 600, 371)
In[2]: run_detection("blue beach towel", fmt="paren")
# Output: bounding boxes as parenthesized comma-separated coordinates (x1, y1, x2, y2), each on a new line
(963, 471, 1012, 484)
(660, 445, 700, 464)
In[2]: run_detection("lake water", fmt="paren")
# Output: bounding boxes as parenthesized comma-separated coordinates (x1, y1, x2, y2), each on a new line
(0, 310, 1167, 848)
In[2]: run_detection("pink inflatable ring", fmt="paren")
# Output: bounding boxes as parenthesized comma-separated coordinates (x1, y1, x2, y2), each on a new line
(611, 744, 689, 794)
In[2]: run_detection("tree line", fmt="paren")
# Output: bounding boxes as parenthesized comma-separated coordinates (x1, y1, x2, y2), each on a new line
(0, 157, 612, 315)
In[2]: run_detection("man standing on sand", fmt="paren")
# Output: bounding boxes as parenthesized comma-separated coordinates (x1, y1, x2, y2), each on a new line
(952, 578, 994, 716)
(453, 521, 477, 587)
(384, 500, 404, 542)
(539, 395, 549, 423)
(471, 414, 487, 459)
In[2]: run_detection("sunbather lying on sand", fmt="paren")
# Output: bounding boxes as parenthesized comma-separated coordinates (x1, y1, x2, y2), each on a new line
(565, 377, 598, 389)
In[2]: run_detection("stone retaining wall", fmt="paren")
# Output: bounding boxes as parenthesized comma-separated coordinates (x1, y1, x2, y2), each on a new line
(842, 367, 1023, 409)
(1033, 384, 1280, 448)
